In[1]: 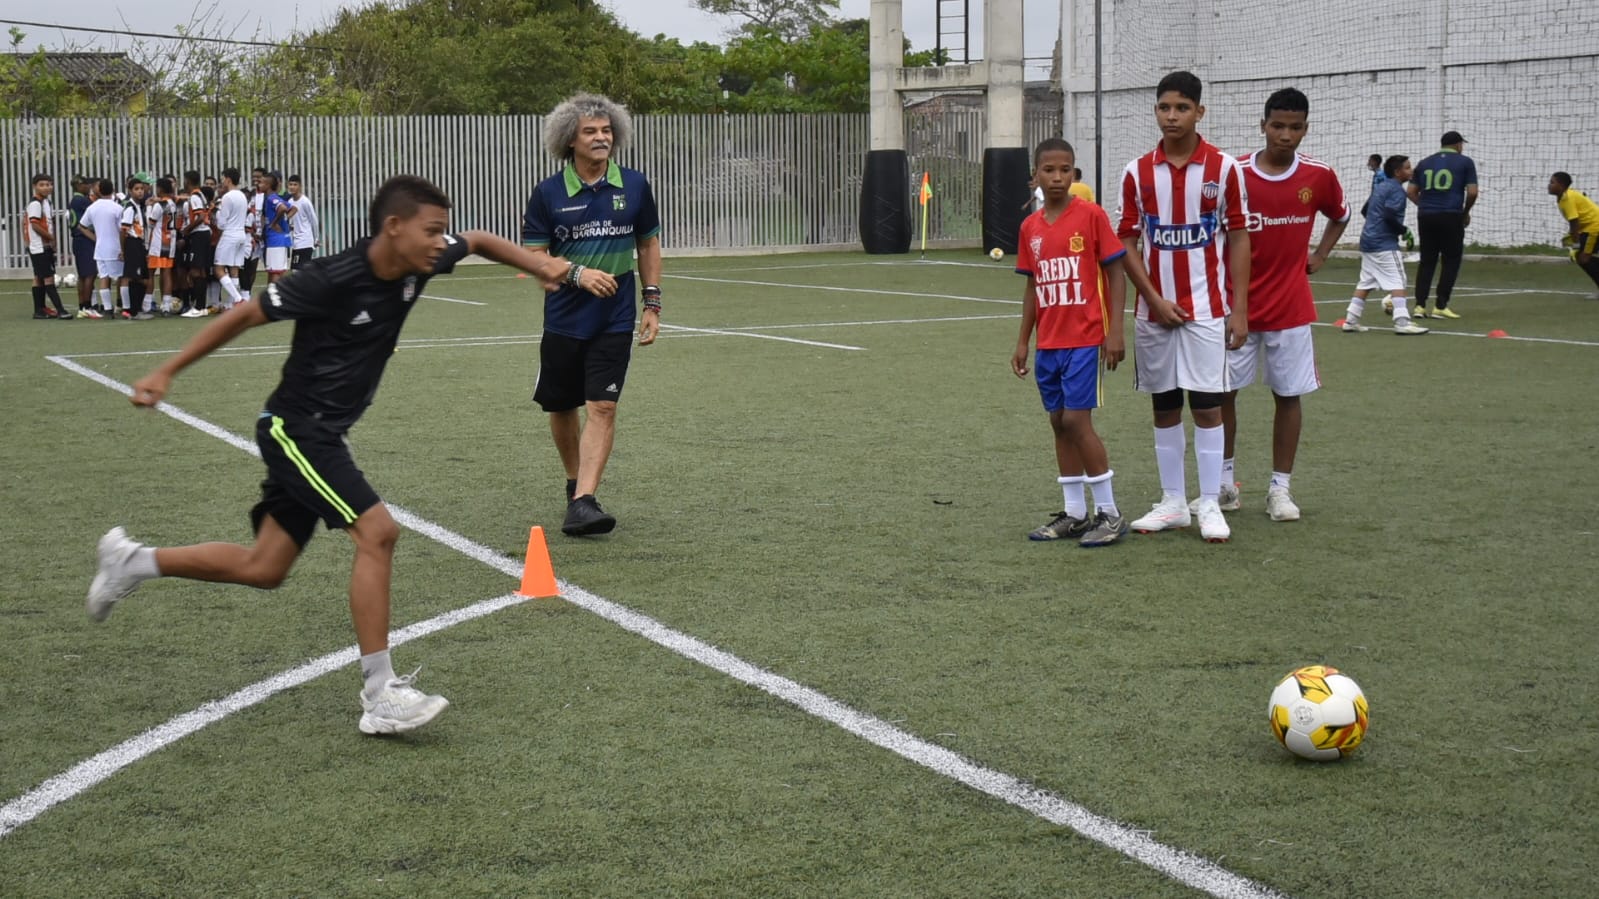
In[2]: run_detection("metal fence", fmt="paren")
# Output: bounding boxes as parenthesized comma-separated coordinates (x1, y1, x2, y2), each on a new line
(2, 110, 1061, 271)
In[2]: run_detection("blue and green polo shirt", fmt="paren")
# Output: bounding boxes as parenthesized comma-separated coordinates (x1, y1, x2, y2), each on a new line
(521, 161, 661, 339)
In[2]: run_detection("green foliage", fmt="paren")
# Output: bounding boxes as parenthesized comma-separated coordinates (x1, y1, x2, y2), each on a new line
(694, 0, 841, 41)
(720, 21, 868, 112)
(0, 29, 81, 118)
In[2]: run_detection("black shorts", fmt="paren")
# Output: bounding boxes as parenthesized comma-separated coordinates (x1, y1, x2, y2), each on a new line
(122, 239, 149, 280)
(291, 247, 314, 270)
(73, 242, 96, 279)
(29, 249, 56, 280)
(252, 413, 382, 549)
(181, 234, 214, 270)
(533, 330, 634, 413)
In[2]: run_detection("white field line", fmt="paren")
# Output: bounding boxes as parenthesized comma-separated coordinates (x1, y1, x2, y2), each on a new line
(657, 323, 864, 351)
(667, 273, 1020, 305)
(419, 293, 487, 306)
(0, 358, 1286, 899)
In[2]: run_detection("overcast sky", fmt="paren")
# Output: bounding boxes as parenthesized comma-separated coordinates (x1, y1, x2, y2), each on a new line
(7, 1, 1057, 79)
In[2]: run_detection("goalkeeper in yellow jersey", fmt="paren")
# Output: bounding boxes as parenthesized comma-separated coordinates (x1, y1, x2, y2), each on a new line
(1549, 172, 1599, 299)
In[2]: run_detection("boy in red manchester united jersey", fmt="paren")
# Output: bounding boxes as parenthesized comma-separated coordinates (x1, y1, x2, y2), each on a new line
(1211, 88, 1349, 524)
(1012, 139, 1160, 547)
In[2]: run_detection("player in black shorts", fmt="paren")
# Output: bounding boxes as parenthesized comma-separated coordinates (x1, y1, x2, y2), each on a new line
(86, 175, 617, 736)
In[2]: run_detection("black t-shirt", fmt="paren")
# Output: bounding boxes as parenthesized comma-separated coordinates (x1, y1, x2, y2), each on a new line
(259, 234, 471, 431)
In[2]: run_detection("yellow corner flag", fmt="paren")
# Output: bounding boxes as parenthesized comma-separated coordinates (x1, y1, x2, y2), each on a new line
(919, 172, 932, 257)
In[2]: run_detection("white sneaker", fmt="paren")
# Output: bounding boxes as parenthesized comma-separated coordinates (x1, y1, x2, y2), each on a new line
(87, 526, 144, 622)
(1266, 485, 1301, 522)
(1195, 498, 1231, 543)
(1393, 321, 1430, 335)
(1131, 495, 1191, 533)
(180, 307, 204, 318)
(359, 668, 450, 734)
(1188, 482, 1241, 514)
(1341, 318, 1369, 332)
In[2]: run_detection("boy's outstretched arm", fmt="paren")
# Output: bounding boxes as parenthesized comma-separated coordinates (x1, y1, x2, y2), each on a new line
(460, 231, 617, 297)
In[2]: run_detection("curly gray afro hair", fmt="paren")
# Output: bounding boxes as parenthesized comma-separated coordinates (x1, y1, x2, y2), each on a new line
(543, 93, 633, 161)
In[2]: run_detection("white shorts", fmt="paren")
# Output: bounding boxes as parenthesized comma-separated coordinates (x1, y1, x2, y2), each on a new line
(1228, 324, 1320, 397)
(265, 246, 291, 273)
(1134, 317, 1229, 394)
(1357, 250, 1407, 292)
(215, 233, 251, 268)
(95, 258, 124, 279)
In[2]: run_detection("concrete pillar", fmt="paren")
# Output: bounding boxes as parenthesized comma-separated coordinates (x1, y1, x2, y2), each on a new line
(869, 0, 905, 151)
(985, 0, 1025, 148)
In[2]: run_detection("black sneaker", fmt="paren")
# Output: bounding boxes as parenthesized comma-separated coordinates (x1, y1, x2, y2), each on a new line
(562, 494, 616, 536)
(33, 311, 51, 319)
(1028, 511, 1092, 541)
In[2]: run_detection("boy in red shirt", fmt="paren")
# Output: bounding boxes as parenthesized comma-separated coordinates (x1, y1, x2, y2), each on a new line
(1012, 139, 1158, 547)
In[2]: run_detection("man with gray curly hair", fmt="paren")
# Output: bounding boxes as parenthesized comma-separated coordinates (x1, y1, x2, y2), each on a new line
(523, 92, 663, 537)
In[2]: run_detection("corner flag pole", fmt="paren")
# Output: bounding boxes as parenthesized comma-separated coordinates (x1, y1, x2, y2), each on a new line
(918, 171, 932, 259)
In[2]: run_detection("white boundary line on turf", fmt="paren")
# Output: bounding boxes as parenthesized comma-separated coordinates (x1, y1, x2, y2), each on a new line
(2, 358, 1285, 899)
(657, 323, 864, 351)
(420, 293, 487, 306)
(668, 273, 1016, 303)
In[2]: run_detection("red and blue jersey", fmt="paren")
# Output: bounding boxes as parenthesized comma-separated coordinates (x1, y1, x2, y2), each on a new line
(1015, 198, 1126, 349)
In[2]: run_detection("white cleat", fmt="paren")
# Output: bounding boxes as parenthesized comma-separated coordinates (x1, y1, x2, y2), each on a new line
(1393, 321, 1430, 335)
(1189, 482, 1241, 514)
(1341, 318, 1369, 332)
(359, 668, 450, 735)
(1131, 495, 1191, 533)
(87, 526, 144, 622)
(1195, 498, 1231, 542)
(1266, 485, 1301, 522)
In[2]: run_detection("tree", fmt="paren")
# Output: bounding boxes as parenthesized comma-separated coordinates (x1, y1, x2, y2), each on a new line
(1, 28, 87, 118)
(695, 0, 841, 42)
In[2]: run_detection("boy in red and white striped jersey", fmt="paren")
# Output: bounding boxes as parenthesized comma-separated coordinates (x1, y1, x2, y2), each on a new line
(1115, 70, 1251, 543)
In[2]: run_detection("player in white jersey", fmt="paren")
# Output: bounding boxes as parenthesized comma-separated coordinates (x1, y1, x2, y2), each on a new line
(287, 174, 320, 269)
(212, 167, 251, 309)
(1114, 71, 1251, 543)
(79, 178, 126, 318)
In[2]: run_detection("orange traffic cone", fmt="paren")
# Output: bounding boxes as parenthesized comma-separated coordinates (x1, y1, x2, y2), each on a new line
(517, 526, 560, 598)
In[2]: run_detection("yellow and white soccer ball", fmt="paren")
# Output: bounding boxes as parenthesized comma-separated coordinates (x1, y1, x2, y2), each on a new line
(989, 248, 1004, 260)
(59, 271, 78, 288)
(1269, 664, 1369, 761)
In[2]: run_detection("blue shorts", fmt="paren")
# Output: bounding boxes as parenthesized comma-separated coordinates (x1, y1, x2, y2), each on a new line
(1035, 346, 1103, 412)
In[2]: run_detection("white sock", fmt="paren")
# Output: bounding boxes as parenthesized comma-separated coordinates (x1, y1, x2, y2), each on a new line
(1154, 424, 1186, 499)
(1271, 471, 1292, 490)
(120, 285, 130, 309)
(1195, 425, 1225, 501)
(1085, 470, 1118, 516)
(360, 649, 397, 697)
(1345, 296, 1366, 321)
(129, 546, 161, 580)
(1222, 456, 1236, 486)
(1058, 476, 1087, 519)
(99, 287, 112, 309)
(207, 282, 220, 307)
(221, 276, 242, 305)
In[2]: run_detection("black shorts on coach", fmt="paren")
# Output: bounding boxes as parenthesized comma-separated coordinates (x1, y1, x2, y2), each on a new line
(252, 412, 382, 549)
(533, 330, 634, 412)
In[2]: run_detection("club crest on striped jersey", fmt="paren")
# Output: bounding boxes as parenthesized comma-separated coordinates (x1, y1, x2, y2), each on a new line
(1201, 181, 1221, 200)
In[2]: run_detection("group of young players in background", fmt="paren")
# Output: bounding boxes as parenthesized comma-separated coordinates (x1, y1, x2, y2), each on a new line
(25, 167, 320, 321)
(1014, 73, 1407, 547)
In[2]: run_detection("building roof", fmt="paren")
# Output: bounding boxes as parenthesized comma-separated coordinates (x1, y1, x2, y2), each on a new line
(4, 52, 153, 95)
